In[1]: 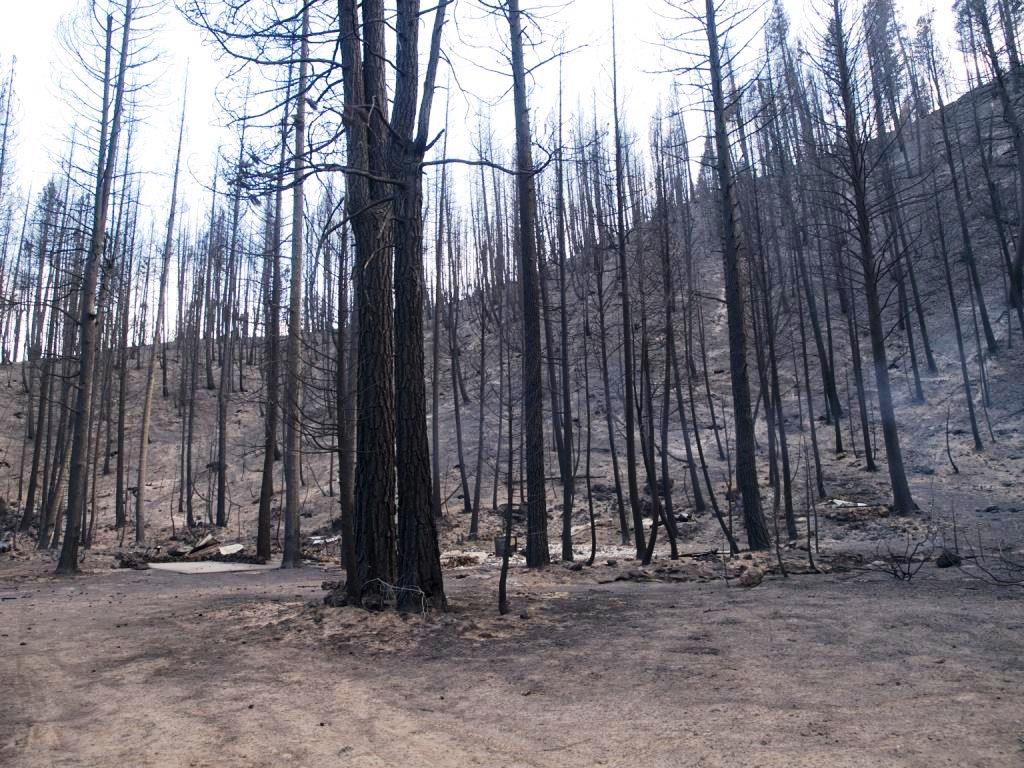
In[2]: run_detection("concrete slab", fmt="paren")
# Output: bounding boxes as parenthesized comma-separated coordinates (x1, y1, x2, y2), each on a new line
(148, 561, 280, 575)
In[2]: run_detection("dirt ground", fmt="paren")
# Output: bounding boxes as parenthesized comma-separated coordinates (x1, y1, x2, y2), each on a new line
(2, 551, 1022, 768)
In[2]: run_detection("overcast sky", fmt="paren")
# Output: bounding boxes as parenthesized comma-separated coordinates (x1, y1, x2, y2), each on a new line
(0, 0, 959, 221)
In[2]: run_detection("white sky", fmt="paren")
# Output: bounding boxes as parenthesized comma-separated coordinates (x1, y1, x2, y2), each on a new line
(1, 2, 222, 221)
(0, 0, 959, 217)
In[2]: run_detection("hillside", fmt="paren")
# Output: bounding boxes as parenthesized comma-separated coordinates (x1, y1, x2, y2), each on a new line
(1, 178, 1022, 568)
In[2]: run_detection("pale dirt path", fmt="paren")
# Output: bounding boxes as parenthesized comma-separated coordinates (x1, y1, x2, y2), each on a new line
(2, 563, 1022, 767)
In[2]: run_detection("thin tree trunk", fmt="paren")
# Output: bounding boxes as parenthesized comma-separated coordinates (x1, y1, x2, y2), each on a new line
(58, 3, 133, 574)
(135, 93, 185, 545)
(282, 8, 309, 569)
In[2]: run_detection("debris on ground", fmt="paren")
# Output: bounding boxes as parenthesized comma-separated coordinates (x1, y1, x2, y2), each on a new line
(185, 534, 220, 559)
(978, 505, 1021, 515)
(442, 553, 484, 569)
(112, 537, 252, 569)
(309, 535, 340, 546)
(825, 498, 891, 522)
(936, 549, 962, 568)
(112, 551, 150, 570)
(737, 566, 764, 587)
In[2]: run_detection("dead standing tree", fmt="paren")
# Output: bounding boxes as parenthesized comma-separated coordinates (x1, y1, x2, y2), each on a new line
(338, 0, 449, 606)
(184, 0, 333, 566)
(663, 0, 772, 549)
(611, 4, 647, 559)
(281, 2, 309, 569)
(390, 0, 449, 609)
(819, 0, 916, 515)
(58, 0, 136, 574)
(504, 0, 550, 568)
(135, 86, 186, 545)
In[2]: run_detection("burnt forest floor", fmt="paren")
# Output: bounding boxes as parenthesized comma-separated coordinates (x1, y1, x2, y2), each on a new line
(2, 529, 1023, 768)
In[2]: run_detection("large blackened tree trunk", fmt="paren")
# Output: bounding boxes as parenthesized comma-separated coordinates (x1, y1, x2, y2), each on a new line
(703, 0, 770, 550)
(507, 0, 550, 567)
(390, 0, 448, 610)
(340, 0, 396, 599)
